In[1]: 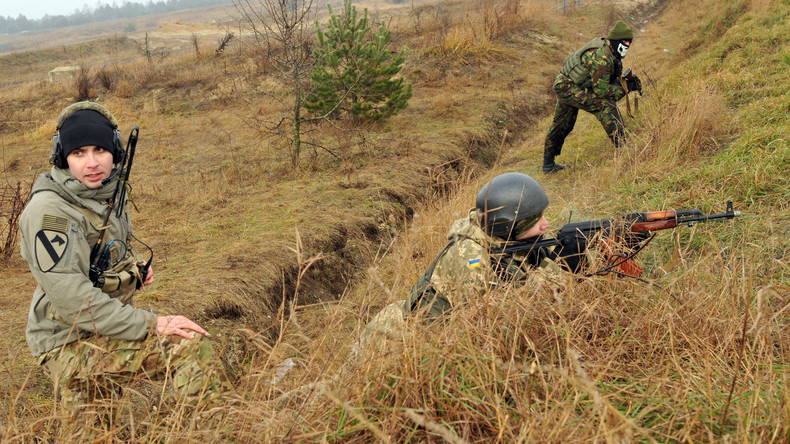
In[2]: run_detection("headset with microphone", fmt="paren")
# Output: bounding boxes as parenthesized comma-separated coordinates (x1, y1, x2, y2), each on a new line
(49, 102, 124, 169)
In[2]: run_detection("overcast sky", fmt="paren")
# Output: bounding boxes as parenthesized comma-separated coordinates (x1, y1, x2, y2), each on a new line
(4, 0, 99, 20)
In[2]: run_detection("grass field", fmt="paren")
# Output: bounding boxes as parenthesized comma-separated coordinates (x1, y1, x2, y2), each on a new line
(1, 0, 787, 441)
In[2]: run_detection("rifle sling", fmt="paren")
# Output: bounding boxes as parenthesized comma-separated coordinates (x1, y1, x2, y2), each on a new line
(69, 203, 110, 231)
(405, 236, 463, 315)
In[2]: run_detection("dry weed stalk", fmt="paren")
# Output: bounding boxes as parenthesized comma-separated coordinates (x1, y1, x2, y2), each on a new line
(631, 80, 730, 168)
(74, 64, 93, 101)
(0, 180, 32, 259)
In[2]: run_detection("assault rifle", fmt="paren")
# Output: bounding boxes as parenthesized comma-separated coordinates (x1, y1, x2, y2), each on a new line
(620, 67, 642, 117)
(621, 67, 642, 95)
(88, 126, 151, 288)
(493, 201, 741, 276)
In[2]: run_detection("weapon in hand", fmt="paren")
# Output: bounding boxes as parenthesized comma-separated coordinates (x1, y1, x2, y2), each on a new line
(494, 201, 741, 276)
(621, 67, 643, 95)
(620, 67, 642, 117)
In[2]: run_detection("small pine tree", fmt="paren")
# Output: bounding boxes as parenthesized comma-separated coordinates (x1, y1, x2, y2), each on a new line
(304, 0, 412, 122)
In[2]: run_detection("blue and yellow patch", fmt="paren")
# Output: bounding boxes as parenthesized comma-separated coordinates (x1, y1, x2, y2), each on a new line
(468, 258, 481, 269)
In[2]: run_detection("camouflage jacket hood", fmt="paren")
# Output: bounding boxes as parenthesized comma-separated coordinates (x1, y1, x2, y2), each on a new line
(446, 208, 532, 251)
(446, 209, 489, 244)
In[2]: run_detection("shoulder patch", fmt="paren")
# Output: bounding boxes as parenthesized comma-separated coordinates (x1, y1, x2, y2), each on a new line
(468, 258, 481, 269)
(35, 214, 70, 272)
(41, 214, 69, 232)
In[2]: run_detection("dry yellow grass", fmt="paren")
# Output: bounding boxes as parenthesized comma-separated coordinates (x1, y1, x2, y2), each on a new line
(1, 0, 787, 440)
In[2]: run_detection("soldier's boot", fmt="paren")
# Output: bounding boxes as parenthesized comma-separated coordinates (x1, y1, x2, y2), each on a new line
(542, 152, 570, 174)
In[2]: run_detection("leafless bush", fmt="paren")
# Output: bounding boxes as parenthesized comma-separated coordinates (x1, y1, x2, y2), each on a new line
(433, 2, 453, 42)
(481, 0, 520, 40)
(0, 181, 32, 259)
(74, 64, 92, 101)
(191, 33, 201, 59)
(143, 32, 152, 64)
(96, 65, 116, 91)
(215, 32, 234, 57)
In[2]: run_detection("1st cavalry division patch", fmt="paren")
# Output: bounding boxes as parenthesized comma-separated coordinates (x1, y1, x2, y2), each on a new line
(35, 214, 70, 272)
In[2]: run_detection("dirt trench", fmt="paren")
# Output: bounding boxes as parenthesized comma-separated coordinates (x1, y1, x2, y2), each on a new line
(201, 94, 556, 360)
(197, 0, 678, 366)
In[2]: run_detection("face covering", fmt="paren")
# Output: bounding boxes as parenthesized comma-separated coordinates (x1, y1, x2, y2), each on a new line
(616, 40, 631, 58)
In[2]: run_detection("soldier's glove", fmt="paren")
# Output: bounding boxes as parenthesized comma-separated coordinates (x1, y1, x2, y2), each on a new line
(626, 75, 642, 94)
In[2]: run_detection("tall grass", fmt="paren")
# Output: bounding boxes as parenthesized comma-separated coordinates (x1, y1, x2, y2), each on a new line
(1, 0, 788, 441)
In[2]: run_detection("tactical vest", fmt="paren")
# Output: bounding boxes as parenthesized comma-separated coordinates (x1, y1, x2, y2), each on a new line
(560, 37, 607, 87)
(70, 203, 142, 301)
(403, 237, 460, 318)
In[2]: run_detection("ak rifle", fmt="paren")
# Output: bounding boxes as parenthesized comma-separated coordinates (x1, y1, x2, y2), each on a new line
(620, 67, 642, 117)
(494, 201, 741, 274)
(621, 67, 643, 95)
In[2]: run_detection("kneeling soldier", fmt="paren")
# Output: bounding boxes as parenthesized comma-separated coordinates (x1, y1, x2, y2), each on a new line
(19, 102, 231, 420)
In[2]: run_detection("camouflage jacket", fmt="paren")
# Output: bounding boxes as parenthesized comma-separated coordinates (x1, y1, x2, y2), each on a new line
(555, 39, 626, 102)
(20, 169, 155, 357)
(411, 209, 558, 314)
(357, 210, 563, 354)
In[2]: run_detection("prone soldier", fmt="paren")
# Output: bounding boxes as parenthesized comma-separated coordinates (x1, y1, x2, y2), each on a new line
(357, 172, 564, 353)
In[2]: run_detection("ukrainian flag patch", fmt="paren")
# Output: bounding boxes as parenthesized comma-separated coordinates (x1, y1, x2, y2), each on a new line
(468, 258, 481, 269)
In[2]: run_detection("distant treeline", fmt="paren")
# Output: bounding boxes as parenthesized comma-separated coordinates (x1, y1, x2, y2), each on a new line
(1, 0, 232, 35)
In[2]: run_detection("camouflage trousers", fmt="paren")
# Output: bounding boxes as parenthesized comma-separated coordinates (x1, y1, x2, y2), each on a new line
(544, 85, 625, 157)
(40, 333, 232, 414)
(349, 301, 409, 362)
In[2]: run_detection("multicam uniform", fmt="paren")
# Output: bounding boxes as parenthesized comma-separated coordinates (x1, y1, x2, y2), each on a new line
(19, 168, 230, 411)
(357, 209, 561, 351)
(544, 38, 627, 156)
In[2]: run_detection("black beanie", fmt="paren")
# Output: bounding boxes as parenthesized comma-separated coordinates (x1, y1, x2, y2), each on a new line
(59, 109, 117, 161)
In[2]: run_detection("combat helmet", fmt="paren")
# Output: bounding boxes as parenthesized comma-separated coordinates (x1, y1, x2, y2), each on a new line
(476, 172, 549, 240)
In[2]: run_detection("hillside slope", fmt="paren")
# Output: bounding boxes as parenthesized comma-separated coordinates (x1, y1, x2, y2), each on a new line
(1, 0, 787, 441)
(269, 0, 788, 441)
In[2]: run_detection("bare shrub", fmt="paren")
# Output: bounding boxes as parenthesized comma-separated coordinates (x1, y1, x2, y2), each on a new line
(235, 0, 318, 169)
(479, 0, 520, 40)
(143, 32, 152, 64)
(410, 3, 429, 35)
(215, 32, 234, 57)
(432, 2, 454, 43)
(96, 65, 116, 91)
(0, 180, 32, 260)
(191, 33, 201, 59)
(74, 64, 92, 101)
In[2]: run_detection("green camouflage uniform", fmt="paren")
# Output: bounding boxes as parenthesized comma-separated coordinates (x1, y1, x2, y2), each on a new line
(19, 168, 230, 412)
(545, 38, 627, 156)
(357, 209, 563, 352)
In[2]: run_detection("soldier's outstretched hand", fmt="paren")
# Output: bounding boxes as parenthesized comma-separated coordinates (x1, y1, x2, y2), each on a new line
(156, 315, 210, 339)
